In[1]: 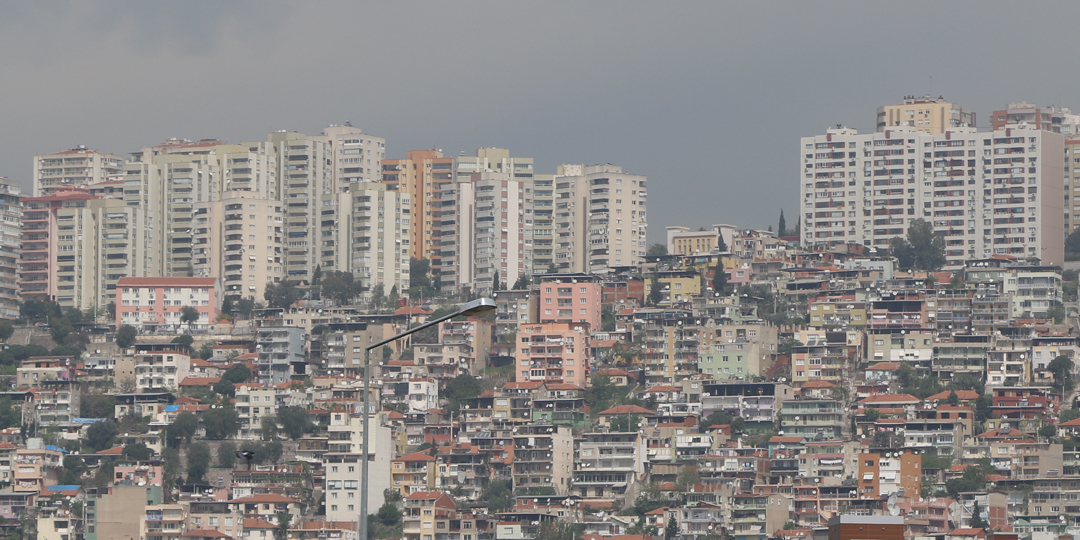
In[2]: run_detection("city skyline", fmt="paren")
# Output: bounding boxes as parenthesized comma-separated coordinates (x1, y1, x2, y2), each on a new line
(6, 2, 1080, 242)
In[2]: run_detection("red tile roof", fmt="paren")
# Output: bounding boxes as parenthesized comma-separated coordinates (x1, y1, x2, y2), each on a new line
(180, 377, 221, 387)
(183, 531, 232, 538)
(117, 277, 218, 287)
(599, 404, 655, 415)
(230, 493, 300, 504)
(394, 451, 435, 462)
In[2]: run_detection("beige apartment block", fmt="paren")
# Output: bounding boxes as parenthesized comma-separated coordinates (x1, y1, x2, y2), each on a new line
(192, 191, 285, 302)
(554, 164, 647, 274)
(876, 95, 975, 134)
(315, 123, 386, 190)
(800, 126, 1065, 267)
(450, 170, 533, 296)
(33, 146, 124, 196)
(381, 150, 455, 284)
(0, 178, 19, 319)
(318, 181, 410, 297)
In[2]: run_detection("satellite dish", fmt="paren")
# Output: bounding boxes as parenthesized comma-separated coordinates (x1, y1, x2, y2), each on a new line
(889, 505, 900, 516)
(888, 494, 897, 507)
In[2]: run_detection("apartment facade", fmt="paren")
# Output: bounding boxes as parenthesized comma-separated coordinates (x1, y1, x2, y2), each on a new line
(0, 179, 19, 319)
(33, 146, 124, 196)
(537, 273, 602, 330)
(115, 277, 221, 331)
(381, 150, 455, 284)
(192, 192, 285, 302)
(515, 322, 590, 387)
(22, 192, 158, 312)
(800, 126, 1065, 267)
(876, 95, 975, 134)
(449, 170, 533, 296)
(554, 164, 647, 274)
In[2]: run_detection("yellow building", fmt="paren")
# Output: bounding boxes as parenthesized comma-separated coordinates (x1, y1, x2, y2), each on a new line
(876, 95, 975, 134)
(390, 451, 437, 495)
(647, 270, 701, 305)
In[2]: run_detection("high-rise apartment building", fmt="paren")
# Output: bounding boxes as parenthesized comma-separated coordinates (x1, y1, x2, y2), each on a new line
(317, 182, 411, 299)
(532, 173, 555, 275)
(192, 191, 285, 302)
(800, 126, 1065, 267)
(381, 150, 455, 287)
(876, 95, 975, 134)
(21, 191, 157, 312)
(991, 102, 1080, 135)
(553, 164, 647, 274)
(0, 179, 20, 319)
(447, 171, 532, 296)
(33, 146, 124, 196)
(268, 131, 333, 282)
(1066, 138, 1080, 234)
(314, 124, 386, 191)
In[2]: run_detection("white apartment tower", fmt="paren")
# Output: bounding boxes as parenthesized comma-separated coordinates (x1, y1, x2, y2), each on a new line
(554, 164, 648, 274)
(269, 131, 334, 282)
(314, 124, 386, 191)
(33, 146, 124, 196)
(449, 171, 533, 296)
(800, 126, 1065, 267)
(0, 179, 19, 319)
(192, 192, 285, 302)
(318, 182, 411, 300)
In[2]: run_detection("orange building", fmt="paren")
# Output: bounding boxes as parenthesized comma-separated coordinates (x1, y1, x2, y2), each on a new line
(516, 322, 590, 387)
(856, 449, 921, 500)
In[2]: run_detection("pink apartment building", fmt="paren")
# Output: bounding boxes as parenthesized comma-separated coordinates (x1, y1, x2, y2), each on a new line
(515, 322, 590, 387)
(116, 277, 221, 332)
(19, 191, 96, 304)
(537, 273, 602, 330)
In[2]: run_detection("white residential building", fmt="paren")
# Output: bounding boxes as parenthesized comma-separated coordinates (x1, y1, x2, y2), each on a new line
(554, 164, 647, 274)
(800, 126, 1065, 267)
(33, 146, 124, 196)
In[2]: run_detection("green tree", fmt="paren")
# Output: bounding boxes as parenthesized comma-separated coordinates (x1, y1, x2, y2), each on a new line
(275, 512, 292, 540)
(0, 397, 20, 430)
(222, 363, 252, 384)
(261, 415, 278, 441)
(236, 298, 257, 318)
(79, 393, 116, 419)
(1048, 355, 1075, 393)
(717, 234, 728, 252)
(492, 270, 502, 293)
(1047, 301, 1067, 324)
(610, 414, 640, 432)
(322, 270, 363, 306)
(277, 406, 311, 440)
(201, 407, 240, 439)
(169, 412, 198, 444)
(49, 317, 73, 344)
(1067, 227, 1080, 255)
(180, 306, 201, 328)
(646, 243, 668, 257)
(1039, 424, 1058, 439)
(480, 480, 513, 511)
(778, 209, 787, 237)
(197, 341, 215, 360)
(172, 334, 194, 347)
(370, 283, 386, 309)
(213, 379, 236, 397)
(648, 274, 663, 306)
(947, 390, 960, 406)
(512, 274, 529, 290)
(443, 374, 482, 412)
(711, 265, 727, 294)
(1060, 409, 1080, 424)
(778, 338, 803, 357)
(86, 421, 118, 452)
(116, 325, 138, 349)
(408, 258, 435, 298)
(261, 440, 283, 463)
(377, 502, 402, 526)
(264, 281, 303, 309)
(890, 219, 946, 271)
(387, 285, 400, 307)
(185, 442, 212, 484)
(970, 501, 987, 529)
(0, 321, 13, 341)
(123, 442, 152, 461)
(217, 442, 237, 468)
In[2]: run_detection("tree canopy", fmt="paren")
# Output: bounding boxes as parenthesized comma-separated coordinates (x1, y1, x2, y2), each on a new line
(321, 271, 365, 306)
(116, 325, 138, 349)
(890, 219, 946, 271)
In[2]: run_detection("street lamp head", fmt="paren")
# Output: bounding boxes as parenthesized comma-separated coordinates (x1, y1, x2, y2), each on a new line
(458, 298, 497, 318)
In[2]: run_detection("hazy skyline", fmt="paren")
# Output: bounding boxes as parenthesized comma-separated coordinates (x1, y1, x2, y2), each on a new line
(4, 1, 1080, 242)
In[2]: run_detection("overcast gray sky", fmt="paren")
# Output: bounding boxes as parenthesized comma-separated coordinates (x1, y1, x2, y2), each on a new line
(3, 1, 1080, 242)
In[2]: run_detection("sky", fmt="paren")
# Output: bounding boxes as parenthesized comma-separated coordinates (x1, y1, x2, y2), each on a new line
(3, 1, 1080, 242)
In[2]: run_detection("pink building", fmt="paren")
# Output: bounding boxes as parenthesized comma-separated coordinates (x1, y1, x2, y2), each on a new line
(116, 277, 221, 332)
(537, 273, 602, 330)
(19, 190, 96, 304)
(515, 322, 590, 387)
